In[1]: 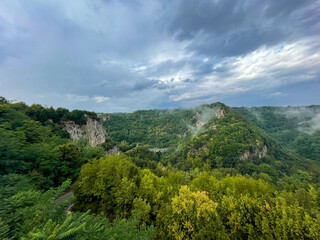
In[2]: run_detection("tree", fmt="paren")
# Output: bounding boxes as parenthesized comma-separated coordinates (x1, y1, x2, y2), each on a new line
(56, 143, 80, 182)
(0, 124, 26, 174)
(74, 154, 141, 218)
(119, 140, 130, 152)
(166, 186, 227, 240)
(26, 214, 86, 240)
(0, 96, 9, 104)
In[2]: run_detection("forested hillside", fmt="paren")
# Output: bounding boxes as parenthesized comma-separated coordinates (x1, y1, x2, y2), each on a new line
(1, 97, 320, 239)
(162, 109, 320, 182)
(100, 102, 226, 148)
(0, 97, 105, 188)
(0, 97, 155, 239)
(102, 103, 320, 167)
(234, 106, 320, 162)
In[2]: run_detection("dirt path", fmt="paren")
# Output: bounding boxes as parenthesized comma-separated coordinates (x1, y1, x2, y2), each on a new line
(55, 191, 73, 204)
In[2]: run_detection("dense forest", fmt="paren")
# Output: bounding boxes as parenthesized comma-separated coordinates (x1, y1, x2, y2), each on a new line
(99, 103, 225, 148)
(1, 96, 320, 239)
(234, 106, 320, 162)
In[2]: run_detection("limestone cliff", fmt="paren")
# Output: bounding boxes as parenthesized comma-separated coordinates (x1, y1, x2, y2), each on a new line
(61, 116, 106, 147)
(217, 108, 226, 118)
(193, 108, 226, 128)
(239, 145, 267, 161)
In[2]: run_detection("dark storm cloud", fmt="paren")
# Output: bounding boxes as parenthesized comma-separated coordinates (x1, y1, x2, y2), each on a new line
(165, 0, 318, 57)
(133, 79, 160, 91)
(0, 0, 319, 112)
(166, 0, 315, 37)
(188, 27, 286, 57)
(264, 0, 310, 17)
(165, 0, 251, 39)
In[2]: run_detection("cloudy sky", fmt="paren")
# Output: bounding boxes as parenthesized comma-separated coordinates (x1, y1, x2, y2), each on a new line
(0, 0, 319, 112)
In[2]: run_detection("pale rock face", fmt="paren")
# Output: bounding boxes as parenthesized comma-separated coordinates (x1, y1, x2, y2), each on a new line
(62, 117, 106, 147)
(240, 145, 268, 161)
(216, 109, 226, 118)
(193, 113, 204, 128)
(193, 108, 226, 129)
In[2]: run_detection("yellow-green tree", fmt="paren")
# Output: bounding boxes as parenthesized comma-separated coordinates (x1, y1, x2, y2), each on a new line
(74, 154, 140, 218)
(167, 186, 228, 240)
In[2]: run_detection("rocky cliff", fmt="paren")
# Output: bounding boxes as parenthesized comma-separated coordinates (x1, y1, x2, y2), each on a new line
(193, 108, 227, 129)
(61, 116, 106, 147)
(239, 145, 268, 161)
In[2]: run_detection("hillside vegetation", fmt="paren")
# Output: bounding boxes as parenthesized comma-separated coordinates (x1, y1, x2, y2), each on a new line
(100, 102, 225, 148)
(234, 106, 320, 162)
(1, 97, 320, 239)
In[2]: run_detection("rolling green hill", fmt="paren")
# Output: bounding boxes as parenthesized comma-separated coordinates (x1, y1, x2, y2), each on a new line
(100, 102, 226, 148)
(234, 106, 320, 162)
(101, 103, 320, 181)
(162, 106, 320, 183)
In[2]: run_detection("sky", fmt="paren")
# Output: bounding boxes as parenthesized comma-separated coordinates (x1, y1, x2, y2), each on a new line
(0, 0, 319, 112)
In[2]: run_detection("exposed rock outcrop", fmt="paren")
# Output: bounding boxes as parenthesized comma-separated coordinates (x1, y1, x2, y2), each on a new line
(239, 145, 267, 161)
(216, 108, 226, 118)
(61, 116, 106, 147)
(149, 148, 168, 153)
(108, 146, 120, 155)
(192, 108, 226, 129)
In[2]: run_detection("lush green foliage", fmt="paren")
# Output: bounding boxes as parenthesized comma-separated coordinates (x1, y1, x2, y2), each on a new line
(162, 110, 320, 185)
(163, 111, 263, 168)
(0, 175, 155, 240)
(0, 174, 69, 239)
(290, 130, 320, 161)
(101, 103, 226, 148)
(0, 99, 107, 188)
(234, 106, 320, 162)
(74, 155, 320, 239)
(26, 104, 99, 126)
(2, 96, 320, 239)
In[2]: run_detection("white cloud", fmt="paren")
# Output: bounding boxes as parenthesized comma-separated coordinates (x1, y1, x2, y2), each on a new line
(132, 65, 147, 72)
(170, 37, 320, 102)
(230, 39, 320, 86)
(94, 96, 110, 103)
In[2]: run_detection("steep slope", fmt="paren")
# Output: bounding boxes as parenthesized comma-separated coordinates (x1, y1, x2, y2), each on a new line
(25, 103, 106, 146)
(0, 98, 107, 188)
(61, 116, 106, 147)
(101, 102, 320, 181)
(162, 107, 320, 181)
(234, 106, 320, 161)
(100, 102, 226, 148)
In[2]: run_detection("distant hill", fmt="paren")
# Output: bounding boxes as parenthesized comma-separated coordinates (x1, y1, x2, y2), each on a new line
(101, 103, 320, 182)
(99, 102, 226, 148)
(234, 106, 320, 161)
